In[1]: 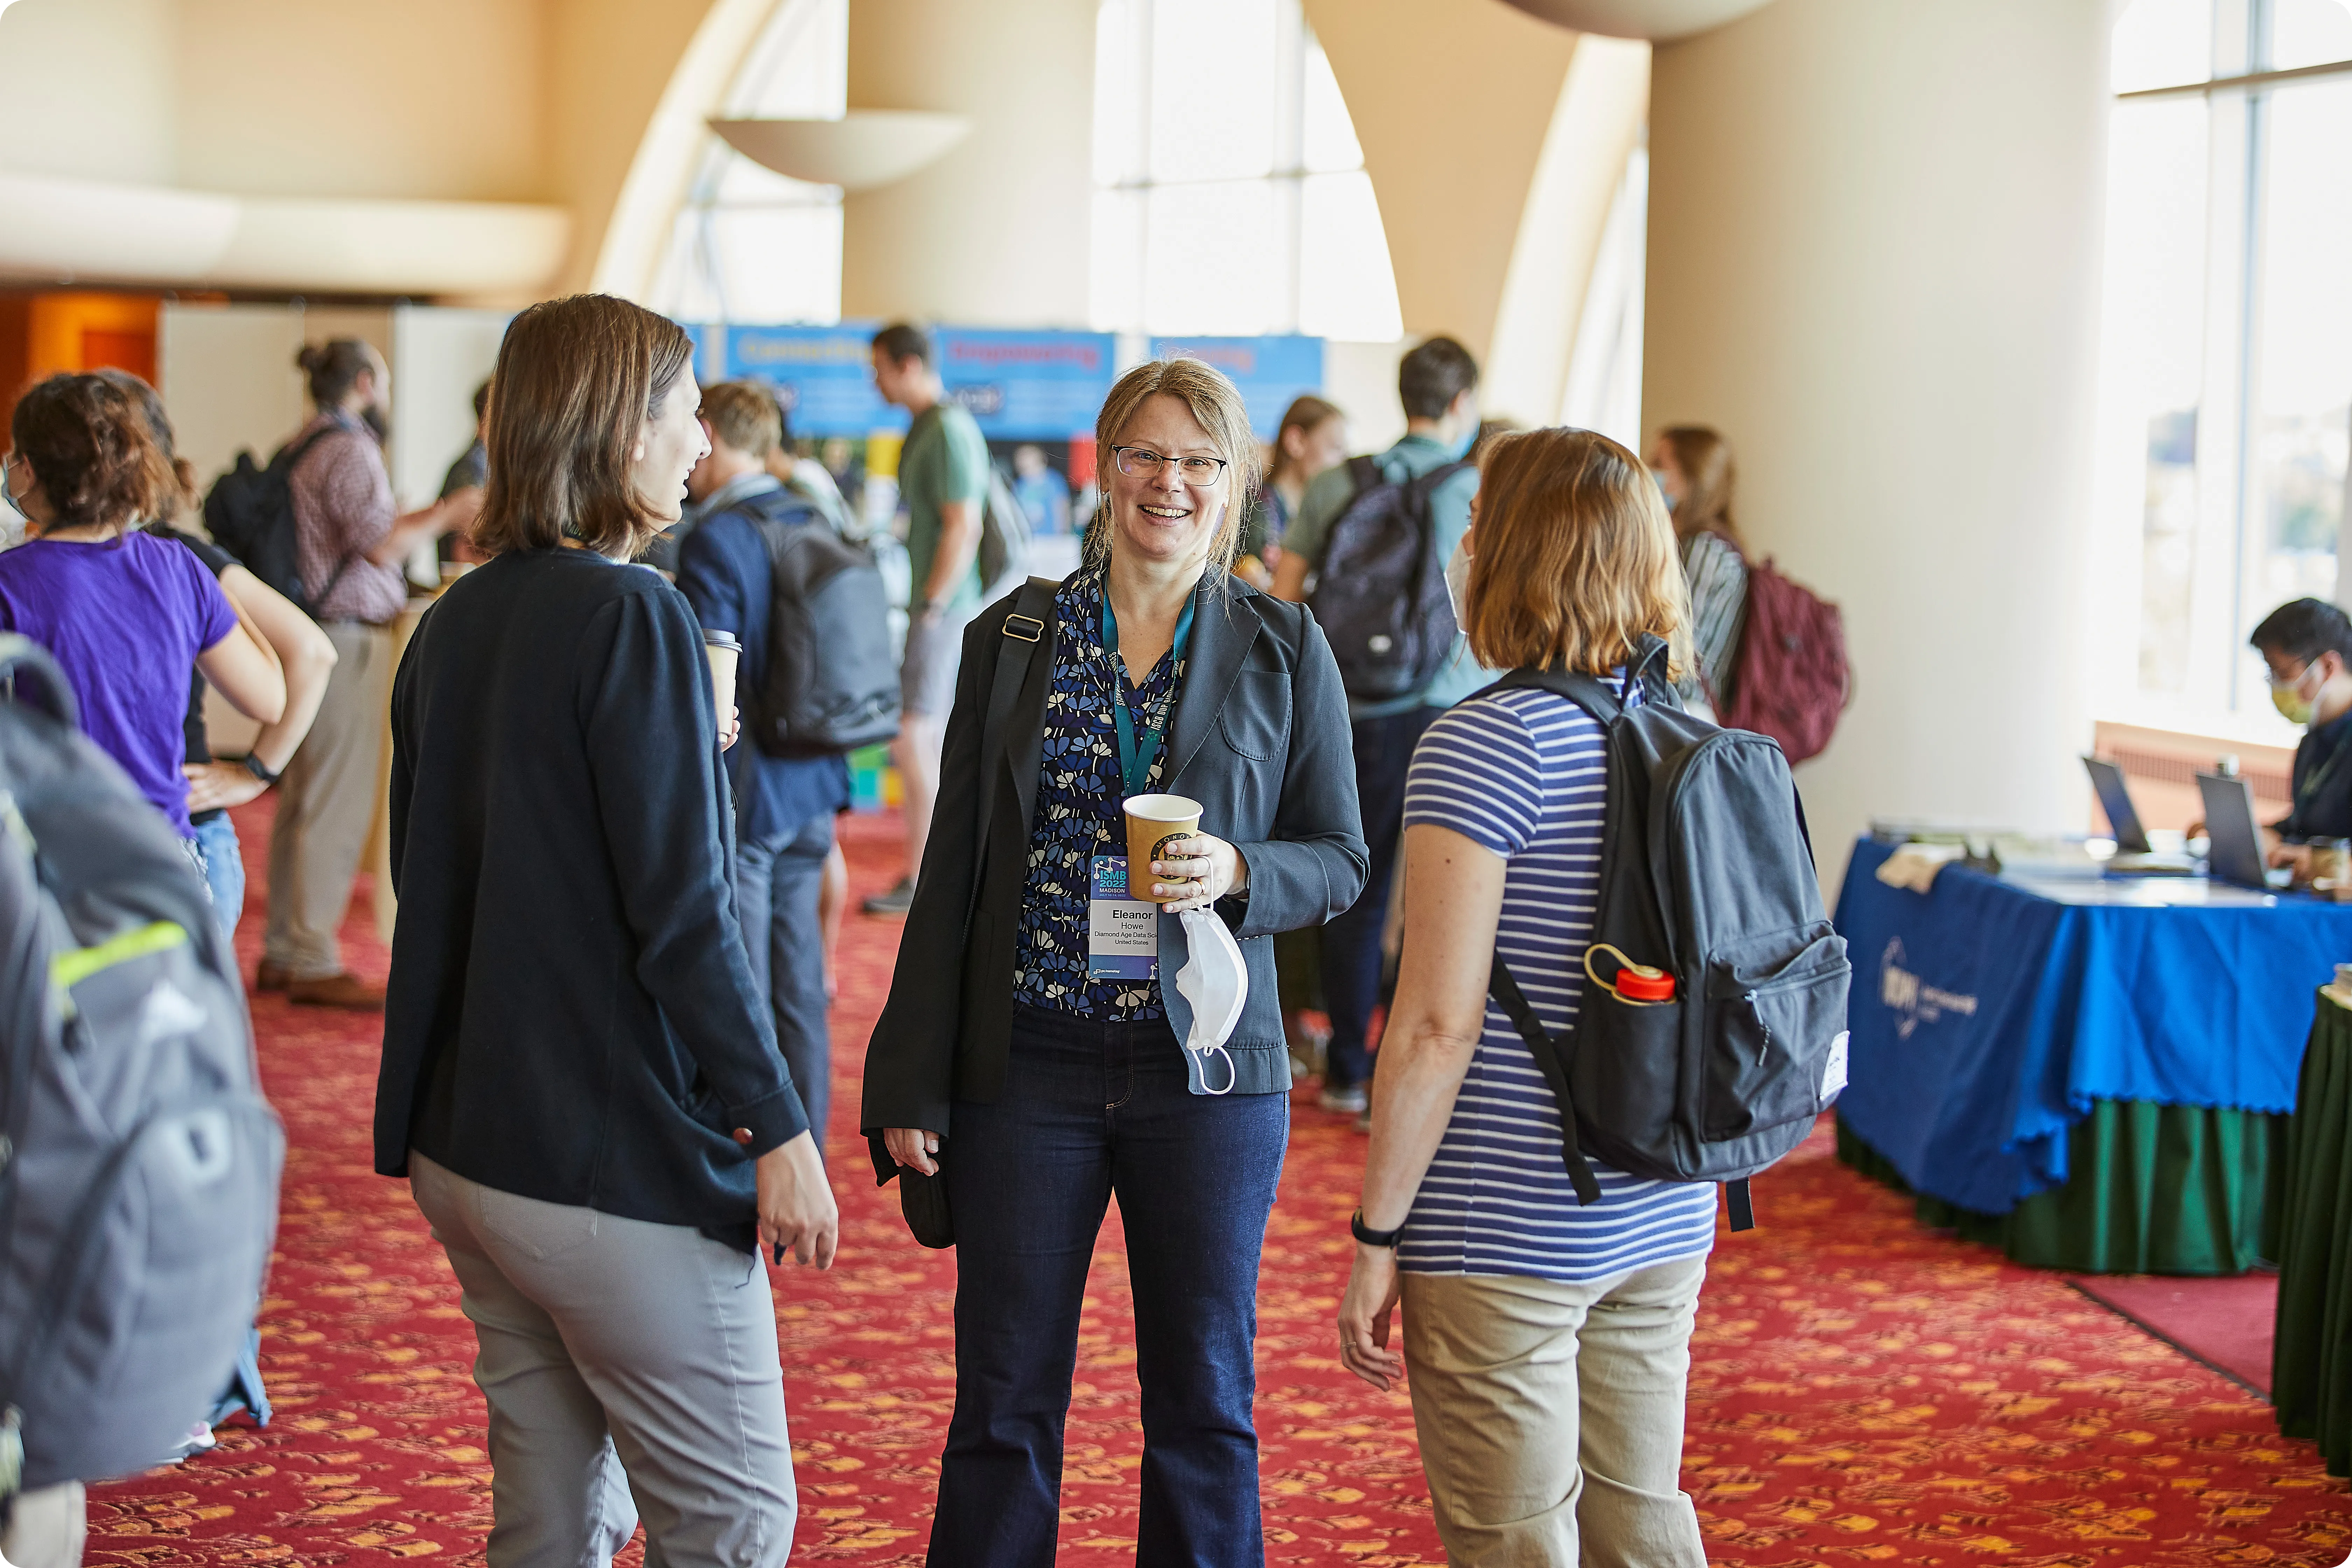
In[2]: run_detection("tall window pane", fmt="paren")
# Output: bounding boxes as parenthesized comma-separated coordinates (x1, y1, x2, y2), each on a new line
(2242, 77, 2352, 707)
(2270, 0, 2352, 69)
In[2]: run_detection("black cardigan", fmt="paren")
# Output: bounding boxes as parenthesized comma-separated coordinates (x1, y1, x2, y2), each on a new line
(374, 548, 809, 1248)
(859, 574, 1368, 1162)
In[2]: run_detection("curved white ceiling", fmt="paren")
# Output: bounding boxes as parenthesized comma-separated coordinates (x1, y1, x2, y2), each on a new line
(1498, 0, 1778, 40)
(0, 171, 570, 295)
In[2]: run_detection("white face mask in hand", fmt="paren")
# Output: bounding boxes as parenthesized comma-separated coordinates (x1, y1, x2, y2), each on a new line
(1443, 537, 1473, 626)
(1173, 908, 1247, 1095)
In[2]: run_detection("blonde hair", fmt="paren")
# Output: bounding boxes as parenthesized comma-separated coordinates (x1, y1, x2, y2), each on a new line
(1463, 427, 1689, 679)
(1086, 358, 1261, 579)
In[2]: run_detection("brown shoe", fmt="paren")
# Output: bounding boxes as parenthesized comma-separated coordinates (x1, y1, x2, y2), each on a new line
(285, 972, 386, 1010)
(255, 960, 293, 993)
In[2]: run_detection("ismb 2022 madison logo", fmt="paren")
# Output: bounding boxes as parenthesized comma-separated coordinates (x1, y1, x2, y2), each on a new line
(1880, 938, 1980, 1040)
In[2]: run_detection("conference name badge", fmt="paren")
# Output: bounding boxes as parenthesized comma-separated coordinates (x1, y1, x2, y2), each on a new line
(1088, 856, 1157, 980)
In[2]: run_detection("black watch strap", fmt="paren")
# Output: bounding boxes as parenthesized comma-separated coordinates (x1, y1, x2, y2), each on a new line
(1350, 1209, 1402, 1249)
(241, 752, 281, 787)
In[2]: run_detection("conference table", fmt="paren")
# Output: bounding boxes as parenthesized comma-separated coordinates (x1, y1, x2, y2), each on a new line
(2274, 989, 2352, 1475)
(1832, 836, 2352, 1275)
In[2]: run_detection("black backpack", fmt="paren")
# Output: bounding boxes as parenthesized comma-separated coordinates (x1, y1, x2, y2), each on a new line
(1309, 455, 1470, 702)
(735, 491, 901, 758)
(201, 425, 346, 613)
(1484, 638, 1851, 1231)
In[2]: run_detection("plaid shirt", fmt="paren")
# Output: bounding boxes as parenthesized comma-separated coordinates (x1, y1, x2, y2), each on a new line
(287, 413, 407, 624)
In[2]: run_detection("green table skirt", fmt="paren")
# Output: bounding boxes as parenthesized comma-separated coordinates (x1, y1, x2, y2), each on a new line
(1835, 1100, 2287, 1276)
(2274, 991, 2352, 1477)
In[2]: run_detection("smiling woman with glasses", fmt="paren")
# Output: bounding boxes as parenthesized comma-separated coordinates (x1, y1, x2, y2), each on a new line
(862, 356, 1368, 1564)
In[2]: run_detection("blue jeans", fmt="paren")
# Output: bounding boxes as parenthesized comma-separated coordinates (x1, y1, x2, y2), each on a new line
(733, 811, 835, 1150)
(935, 1006, 1288, 1567)
(191, 812, 245, 946)
(1319, 705, 1439, 1089)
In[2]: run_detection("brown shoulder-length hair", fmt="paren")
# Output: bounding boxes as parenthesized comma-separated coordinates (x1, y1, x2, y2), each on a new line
(470, 295, 695, 559)
(1463, 427, 1689, 679)
(1085, 357, 1261, 579)
(9, 373, 177, 534)
(1658, 424, 1740, 552)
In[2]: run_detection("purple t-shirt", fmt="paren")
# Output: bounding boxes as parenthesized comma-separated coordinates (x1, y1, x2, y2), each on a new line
(0, 531, 239, 836)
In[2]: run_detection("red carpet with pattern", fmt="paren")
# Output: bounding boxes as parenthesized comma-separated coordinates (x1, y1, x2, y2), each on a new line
(83, 802, 2351, 1566)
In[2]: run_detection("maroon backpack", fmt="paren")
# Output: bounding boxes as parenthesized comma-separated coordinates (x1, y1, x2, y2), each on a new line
(1717, 559, 1849, 765)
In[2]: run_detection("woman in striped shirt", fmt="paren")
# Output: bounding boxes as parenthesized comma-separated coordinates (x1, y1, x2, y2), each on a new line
(1337, 427, 1714, 1567)
(1652, 424, 1747, 719)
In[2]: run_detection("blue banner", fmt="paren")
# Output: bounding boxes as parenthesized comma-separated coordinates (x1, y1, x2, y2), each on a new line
(1147, 336, 1326, 439)
(724, 323, 902, 438)
(936, 329, 1118, 440)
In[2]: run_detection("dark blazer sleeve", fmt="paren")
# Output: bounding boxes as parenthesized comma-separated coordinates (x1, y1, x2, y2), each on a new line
(1228, 603, 1367, 939)
(578, 588, 810, 1155)
(858, 604, 1003, 1143)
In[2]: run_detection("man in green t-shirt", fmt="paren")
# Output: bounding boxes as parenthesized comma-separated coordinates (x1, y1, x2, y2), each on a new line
(866, 322, 988, 916)
(1271, 335, 1484, 1115)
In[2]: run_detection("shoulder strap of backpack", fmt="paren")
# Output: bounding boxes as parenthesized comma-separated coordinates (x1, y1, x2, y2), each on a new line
(964, 578, 1060, 932)
(1493, 666, 1625, 726)
(0, 635, 78, 727)
(1486, 955, 1603, 1206)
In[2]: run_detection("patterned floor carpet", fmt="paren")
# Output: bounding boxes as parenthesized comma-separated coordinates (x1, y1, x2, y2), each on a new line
(82, 804, 2351, 1566)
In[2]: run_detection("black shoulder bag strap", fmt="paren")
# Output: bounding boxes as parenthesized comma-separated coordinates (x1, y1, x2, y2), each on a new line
(1486, 956, 1604, 1206)
(962, 578, 1058, 934)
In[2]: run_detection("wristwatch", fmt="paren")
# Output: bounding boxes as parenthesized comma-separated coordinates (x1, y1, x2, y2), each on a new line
(1350, 1209, 1403, 1249)
(240, 753, 280, 788)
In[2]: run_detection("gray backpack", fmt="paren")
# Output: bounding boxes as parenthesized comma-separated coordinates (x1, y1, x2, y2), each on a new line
(0, 637, 284, 1498)
(1484, 637, 1851, 1231)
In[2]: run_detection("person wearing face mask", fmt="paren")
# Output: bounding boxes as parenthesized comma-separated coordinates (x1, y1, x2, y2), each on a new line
(863, 357, 1367, 1566)
(2250, 599, 2352, 869)
(259, 338, 468, 1010)
(375, 295, 838, 1568)
(1648, 425, 1747, 721)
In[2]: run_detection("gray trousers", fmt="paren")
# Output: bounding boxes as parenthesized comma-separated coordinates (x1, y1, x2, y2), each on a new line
(1, 1481, 85, 1568)
(265, 620, 394, 980)
(408, 1154, 797, 1568)
(734, 812, 834, 1154)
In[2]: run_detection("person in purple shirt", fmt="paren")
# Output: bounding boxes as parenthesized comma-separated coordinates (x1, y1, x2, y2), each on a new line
(0, 374, 286, 858)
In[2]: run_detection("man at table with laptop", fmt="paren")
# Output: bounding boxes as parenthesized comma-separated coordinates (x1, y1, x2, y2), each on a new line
(2087, 597, 2352, 891)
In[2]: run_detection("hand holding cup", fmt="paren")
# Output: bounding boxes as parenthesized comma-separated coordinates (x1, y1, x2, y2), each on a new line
(1150, 833, 1247, 912)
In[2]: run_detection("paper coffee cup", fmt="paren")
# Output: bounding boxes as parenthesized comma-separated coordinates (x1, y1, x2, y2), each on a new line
(702, 630, 741, 729)
(1124, 793, 1203, 901)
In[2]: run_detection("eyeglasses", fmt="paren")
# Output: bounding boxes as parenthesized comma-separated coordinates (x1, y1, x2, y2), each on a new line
(1110, 446, 1228, 485)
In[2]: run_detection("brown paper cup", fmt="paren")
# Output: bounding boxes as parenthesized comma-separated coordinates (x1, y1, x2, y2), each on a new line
(702, 630, 741, 732)
(1124, 793, 1203, 901)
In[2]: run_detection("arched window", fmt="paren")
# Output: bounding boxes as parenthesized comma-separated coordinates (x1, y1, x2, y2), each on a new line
(648, 0, 850, 325)
(1089, 0, 1404, 340)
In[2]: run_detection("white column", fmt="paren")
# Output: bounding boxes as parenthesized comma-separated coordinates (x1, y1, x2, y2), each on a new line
(1644, 0, 2112, 885)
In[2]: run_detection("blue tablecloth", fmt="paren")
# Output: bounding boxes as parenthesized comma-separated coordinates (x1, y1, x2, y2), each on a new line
(1834, 836, 2352, 1214)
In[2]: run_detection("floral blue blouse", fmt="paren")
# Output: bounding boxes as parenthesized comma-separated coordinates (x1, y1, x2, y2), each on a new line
(1012, 565, 1188, 1020)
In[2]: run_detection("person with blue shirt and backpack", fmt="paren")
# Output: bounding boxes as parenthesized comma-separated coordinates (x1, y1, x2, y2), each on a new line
(1270, 335, 1485, 1117)
(675, 379, 856, 1152)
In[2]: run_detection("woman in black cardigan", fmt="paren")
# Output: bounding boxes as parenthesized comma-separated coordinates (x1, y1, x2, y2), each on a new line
(862, 357, 1367, 1565)
(376, 295, 835, 1568)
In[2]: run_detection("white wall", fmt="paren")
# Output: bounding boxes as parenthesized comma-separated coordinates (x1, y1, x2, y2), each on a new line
(1644, 0, 2112, 888)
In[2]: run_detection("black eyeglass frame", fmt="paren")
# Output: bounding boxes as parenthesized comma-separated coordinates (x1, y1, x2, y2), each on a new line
(1108, 445, 1230, 485)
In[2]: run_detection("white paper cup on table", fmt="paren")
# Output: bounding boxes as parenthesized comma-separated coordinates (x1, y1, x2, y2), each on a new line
(701, 630, 741, 732)
(1124, 793, 1203, 902)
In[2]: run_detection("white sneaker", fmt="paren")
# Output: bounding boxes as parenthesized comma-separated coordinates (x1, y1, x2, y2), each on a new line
(1317, 1085, 1368, 1115)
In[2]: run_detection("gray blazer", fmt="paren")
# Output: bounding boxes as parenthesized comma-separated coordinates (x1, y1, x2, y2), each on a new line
(860, 572, 1368, 1161)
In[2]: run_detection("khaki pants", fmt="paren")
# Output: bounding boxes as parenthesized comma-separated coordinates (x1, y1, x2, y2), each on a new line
(1401, 1256, 1709, 1568)
(1, 1481, 86, 1568)
(408, 1154, 797, 1568)
(265, 620, 393, 980)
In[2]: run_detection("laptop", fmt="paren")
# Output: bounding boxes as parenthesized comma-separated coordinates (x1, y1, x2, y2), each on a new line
(2195, 770, 2287, 890)
(2082, 756, 2199, 874)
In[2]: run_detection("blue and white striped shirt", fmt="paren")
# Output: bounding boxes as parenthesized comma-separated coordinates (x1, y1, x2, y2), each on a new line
(1398, 679, 1718, 1283)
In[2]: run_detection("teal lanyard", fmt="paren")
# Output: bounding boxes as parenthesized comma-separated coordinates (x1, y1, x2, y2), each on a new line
(1102, 591, 1196, 798)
